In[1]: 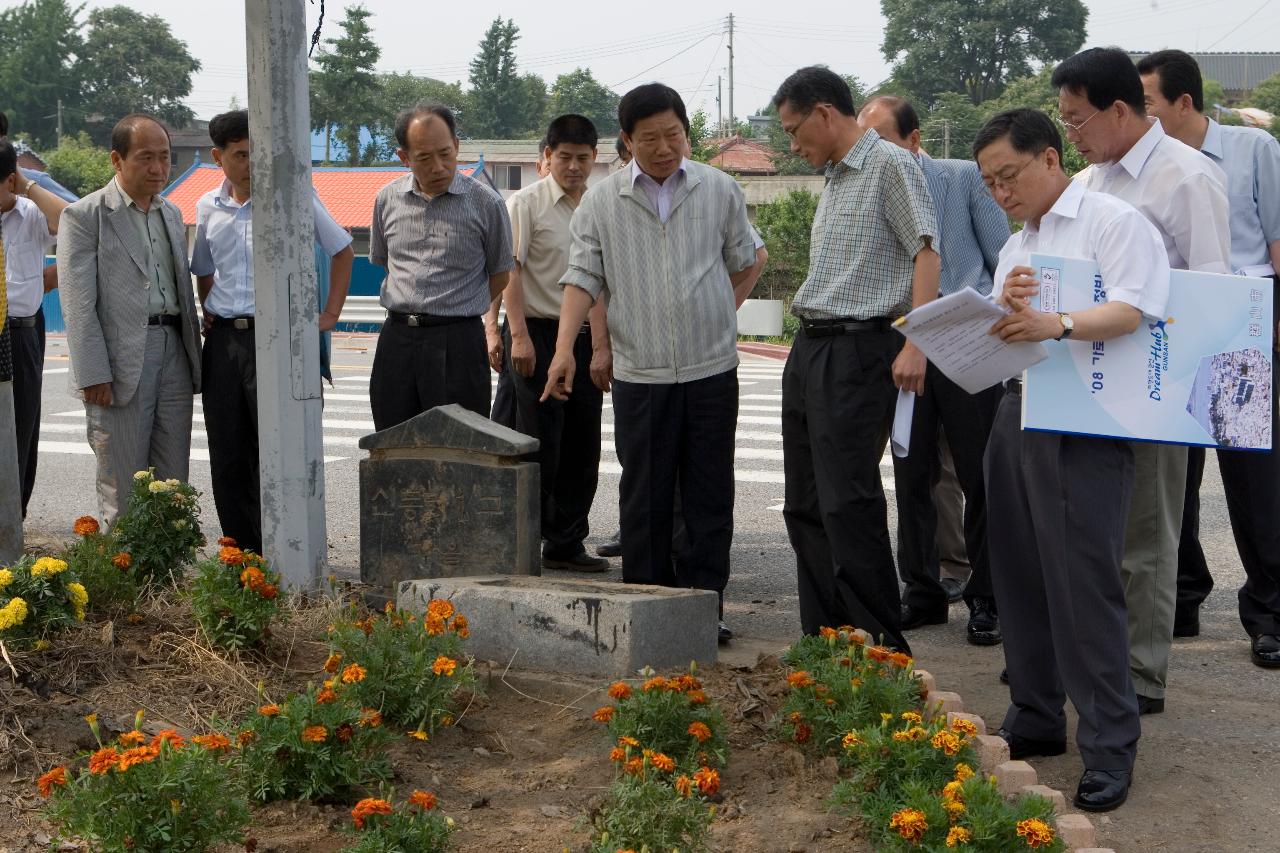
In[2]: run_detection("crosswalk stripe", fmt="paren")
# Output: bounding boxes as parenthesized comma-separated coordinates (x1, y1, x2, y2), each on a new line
(50, 410, 377, 432)
(36, 440, 346, 463)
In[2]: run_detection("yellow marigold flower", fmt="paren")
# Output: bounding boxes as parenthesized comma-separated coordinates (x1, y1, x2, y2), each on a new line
(112, 552, 132, 570)
(37, 766, 68, 797)
(608, 681, 633, 701)
(133, 469, 151, 480)
(301, 725, 328, 743)
(426, 598, 455, 621)
(693, 766, 720, 797)
(407, 729, 429, 742)
(946, 826, 972, 847)
(786, 670, 816, 688)
(147, 479, 171, 493)
(73, 516, 100, 536)
(942, 780, 965, 802)
(617, 736, 640, 748)
(688, 721, 712, 743)
(351, 797, 393, 829)
(439, 715, 454, 727)
(674, 774, 694, 798)
(931, 730, 963, 756)
(945, 799, 967, 822)
(432, 655, 457, 677)
(592, 706, 615, 723)
(118, 730, 147, 747)
(651, 753, 676, 772)
(1016, 818, 1055, 848)
(358, 708, 382, 728)
(258, 704, 281, 717)
(0, 569, 12, 590)
(892, 730, 913, 743)
(841, 731, 862, 749)
(67, 582, 89, 608)
(953, 763, 975, 782)
(950, 718, 979, 738)
(880, 712, 894, 724)
(32, 639, 51, 651)
(0, 597, 30, 631)
(31, 557, 68, 578)
(341, 663, 367, 684)
(324, 653, 343, 674)
(408, 790, 437, 811)
(890, 807, 928, 843)
(192, 733, 231, 753)
(900, 711, 923, 724)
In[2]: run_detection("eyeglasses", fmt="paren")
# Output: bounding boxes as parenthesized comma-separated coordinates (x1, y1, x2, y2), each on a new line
(1058, 109, 1101, 135)
(782, 106, 823, 139)
(983, 156, 1037, 192)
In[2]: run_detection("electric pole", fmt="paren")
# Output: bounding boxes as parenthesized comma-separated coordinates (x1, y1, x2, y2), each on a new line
(717, 75, 723, 135)
(727, 13, 734, 136)
(56, 100, 64, 144)
(943, 119, 951, 159)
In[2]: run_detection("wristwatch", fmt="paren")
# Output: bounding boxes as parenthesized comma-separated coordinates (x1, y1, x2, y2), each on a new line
(20, 179, 35, 196)
(1056, 313, 1074, 340)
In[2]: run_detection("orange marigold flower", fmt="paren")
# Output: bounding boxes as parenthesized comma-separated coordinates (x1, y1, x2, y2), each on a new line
(424, 615, 447, 636)
(37, 766, 67, 797)
(651, 752, 676, 772)
(609, 747, 626, 763)
(866, 645, 893, 663)
(192, 733, 231, 753)
(888, 651, 913, 669)
(351, 797, 393, 829)
(240, 566, 265, 589)
(674, 774, 694, 798)
(218, 536, 237, 547)
(336, 723, 354, 743)
(408, 790, 437, 811)
(818, 626, 838, 640)
(945, 799, 966, 823)
(324, 653, 343, 674)
(88, 747, 121, 775)
(607, 681, 632, 701)
(73, 516, 100, 536)
(950, 718, 978, 738)
(259, 583, 279, 600)
(946, 826, 972, 847)
(112, 551, 132, 570)
(642, 676, 668, 692)
(931, 730, 963, 757)
(259, 704, 281, 717)
(617, 736, 640, 749)
(237, 730, 257, 748)
(426, 599, 455, 621)
(316, 688, 339, 705)
(670, 674, 701, 693)
(889, 808, 928, 843)
(841, 731, 862, 749)
(116, 745, 160, 771)
(622, 757, 645, 776)
(687, 722, 712, 743)
(687, 690, 708, 705)
(432, 655, 457, 677)
(451, 614, 470, 637)
(150, 730, 186, 750)
(953, 763, 975, 782)
(118, 730, 147, 747)
(900, 711, 923, 724)
(301, 725, 328, 743)
(1016, 819, 1055, 848)
(793, 722, 812, 744)
(592, 706, 615, 723)
(220, 546, 245, 566)
(359, 708, 383, 728)
(341, 663, 367, 684)
(786, 670, 816, 688)
(693, 766, 720, 797)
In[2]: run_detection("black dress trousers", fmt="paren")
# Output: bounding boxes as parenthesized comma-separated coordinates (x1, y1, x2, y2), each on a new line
(370, 316, 490, 431)
(202, 322, 262, 553)
(9, 308, 44, 516)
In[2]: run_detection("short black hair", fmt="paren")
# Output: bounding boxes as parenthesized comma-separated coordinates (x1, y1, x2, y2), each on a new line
(1051, 47, 1145, 115)
(394, 103, 457, 149)
(0, 140, 16, 181)
(864, 95, 919, 137)
(1136, 49, 1204, 113)
(615, 137, 629, 158)
(772, 66, 857, 117)
(0, 111, 8, 138)
(973, 108, 1063, 161)
(111, 113, 171, 158)
(545, 114, 598, 151)
(618, 83, 689, 136)
(209, 110, 250, 149)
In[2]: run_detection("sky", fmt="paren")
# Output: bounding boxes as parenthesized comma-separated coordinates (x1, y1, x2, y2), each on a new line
(80, 0, 1280, 122)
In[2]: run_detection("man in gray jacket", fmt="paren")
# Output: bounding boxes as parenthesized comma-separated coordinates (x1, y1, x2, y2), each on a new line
(59, 114, 201, 522)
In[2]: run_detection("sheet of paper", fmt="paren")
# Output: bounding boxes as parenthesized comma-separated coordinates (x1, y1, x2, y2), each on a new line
(891, 390, 914, 458)
(893, 288, 1049, 394)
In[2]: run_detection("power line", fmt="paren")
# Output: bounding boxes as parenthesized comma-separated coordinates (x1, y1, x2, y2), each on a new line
(612, 32, 720, 88)
(1205, 0, 1274, 49)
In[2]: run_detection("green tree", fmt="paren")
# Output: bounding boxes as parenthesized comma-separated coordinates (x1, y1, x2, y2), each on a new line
(1248, 72, 1280, 115)
(753, 188, 820, 302)
(919, 92, 987, 159)
(975, 67, 1087, 173)
(77, 6, 201, 143)
(515, 72, 548, 138)
(371, 72, 467, 158)
(1202, 79, 1227, 111)
(43, 131, 113, 197)
(467, 18, 532, 138)
(310, 4, 382, 165)
(881, 0, 1087, 106)
(544, 68, 620, 136)
(688, 109, 717, 162)
(0, 0, 85, 147)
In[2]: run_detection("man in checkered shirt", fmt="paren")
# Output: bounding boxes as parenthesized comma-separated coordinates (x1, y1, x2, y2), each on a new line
(772, 66, 940, 652)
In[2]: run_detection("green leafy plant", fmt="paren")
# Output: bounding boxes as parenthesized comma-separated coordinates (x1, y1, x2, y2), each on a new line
(190, 542, 283, 651)
(112, 470, 203, 585)
(326, 600, 476, 735)
(0, 555, 89, 648)
(40, 713, 250, 853)
(63, 515, 139, 615)
(235, 682, 393, 802)
(590, 748, 719, 853)
(344, 788, 456, 852)
(595, 663, 729, 770)
(830, 713, 978, 811)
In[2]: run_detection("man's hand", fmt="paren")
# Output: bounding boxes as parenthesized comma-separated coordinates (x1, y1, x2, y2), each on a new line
(485, 324, 504, 372)
(318, 310, 339, 332)
(590, 342, 613, 392)
(999, 265, 1040, 308)
(892, 342, 927, 395)
(541, 350, 576, 401)
(989, 297, 1063, 342)
(83, 382, 113, 407)
(200, 310, 214, 335)
(510, 330, 536, 378)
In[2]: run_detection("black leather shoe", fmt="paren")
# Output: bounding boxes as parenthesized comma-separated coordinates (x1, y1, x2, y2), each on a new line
(939, 577, 964, 604)
(966, 598, 1002, 646)
(718, 620, 733, 644)
(999, 668, 1009, 685)
(995, 727, 1066, 760)
(1137, 695, 1165, 715)
(596, 537, 622, 558)
(901, 603, 947, 630)
(543, 552, 609, 573)
(1074, 768, 1132, 812)
(1251, 633, 1280, 668)
(1173, 607, 1200, 638)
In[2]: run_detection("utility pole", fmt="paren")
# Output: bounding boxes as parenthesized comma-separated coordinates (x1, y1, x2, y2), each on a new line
(245, 0, 327, 591)
(56, 100, 64, 144)
(727, 13, 735, 136)
(717, 75, 723, 135)
(943, 119, 951, 159)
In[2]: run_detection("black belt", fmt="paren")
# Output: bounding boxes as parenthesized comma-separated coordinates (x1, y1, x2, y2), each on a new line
(5, 315, 38, 328)
(387, 311, 474, 328)
(800, 316, 892, 337)
(211, 316, 255, 330)
(147, 314, 181, 327)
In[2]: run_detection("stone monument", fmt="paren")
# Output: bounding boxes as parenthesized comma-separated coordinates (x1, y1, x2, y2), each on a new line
(359, 404, 540, 598)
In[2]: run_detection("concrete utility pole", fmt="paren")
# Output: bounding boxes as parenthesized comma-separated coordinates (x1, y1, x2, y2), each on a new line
(245, 0, 327, 590)
(717, 75, 723, 135)
(943, 119, 951, 159)
(727, 14, 735, 135)
(56, 100, 64, 145)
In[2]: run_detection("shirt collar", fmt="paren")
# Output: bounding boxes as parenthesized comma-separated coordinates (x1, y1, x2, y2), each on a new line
(544, 174, 569, 204)
(1, 195, 31, 221)
(835, 128, 881, 172)
(215, 178, 249, 209)
(1023, 179, 1086, 236)
(1111, 119, 1164, 180)
(630, 157, 688, 188)
(1200, 117, 1224, 161)
(405, 171, 466, 198)
(115, 177, 157, 213)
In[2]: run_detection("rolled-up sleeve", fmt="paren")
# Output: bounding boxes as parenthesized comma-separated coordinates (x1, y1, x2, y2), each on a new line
(561, 194, 605, 301)
(1096, 207, 1172, 320)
